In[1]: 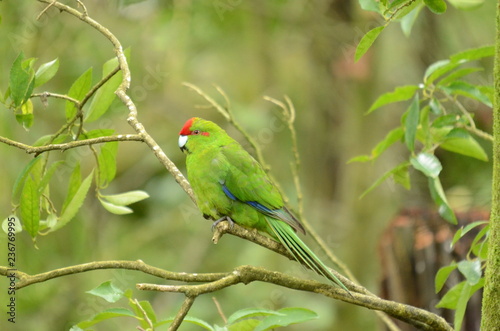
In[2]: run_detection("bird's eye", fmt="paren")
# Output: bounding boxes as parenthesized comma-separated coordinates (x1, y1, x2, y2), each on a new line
(193, 130, 200, 135)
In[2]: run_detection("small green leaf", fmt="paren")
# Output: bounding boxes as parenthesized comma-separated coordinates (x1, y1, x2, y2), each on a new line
(99, 198, 133, 215)
(451, 221, 489, 247)
(355, 26, 385, 62)
(51, 170, 94, 231)
(457, 260, 482, 285)
(20, 175, 40, 238)
(227, 308, 284, 325)
(360, 162, 410, 198)
(12, 156, 43, 201)
(16, 99, 34, 130)
(86, 50, 128, 122)
(440, 81, 492, 107)
(62, 164, 82, 213)
(435, 263, 457, 293)
(440, 128, 489, 161)
(404, 95, 420, 151)
(454, 282, 471, 331)
(400, 3, 424, 37)
(34, 58, 59, 87)
(79, 129, 115, 139)
(450, 45, 494, 62)
(428, 177, 457, 224)
(134, 300, 157, 325)
(254, 307, 318, 331)
(429, 97, 443, 115)
(410, 152, 442, 178)
(447, 0, 484, 10)
(437, 67, 482, 87)
(65, 67, 93, 119)
(86, 281, 124, 303)
(75, 308, 138, 329)
(9, 52, 36, 108)
(157, 316, 214, 330)
(38, 160, 65, 194)
(100, 190, 149, 206)
(98, 142, 118, 187)
(358, 0, 383, 13)
(423, 0, 447, 14)
(367, 85, 419, 114)
(228, 319, 261, 331)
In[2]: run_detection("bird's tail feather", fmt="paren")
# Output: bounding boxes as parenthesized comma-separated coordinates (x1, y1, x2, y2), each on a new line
(266, 218, 350, 294)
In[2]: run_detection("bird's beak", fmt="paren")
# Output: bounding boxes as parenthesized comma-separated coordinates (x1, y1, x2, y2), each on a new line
(178, 135, 188, 152)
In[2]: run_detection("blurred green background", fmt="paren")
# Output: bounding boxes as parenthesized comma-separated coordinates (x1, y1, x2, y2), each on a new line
(0, 0, 495, 330)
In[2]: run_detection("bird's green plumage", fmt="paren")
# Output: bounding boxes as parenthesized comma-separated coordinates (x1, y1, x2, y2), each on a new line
(179, 117, 349, 292)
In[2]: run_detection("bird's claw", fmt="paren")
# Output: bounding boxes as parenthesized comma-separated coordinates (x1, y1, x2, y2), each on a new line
(211, 216, 235, 232)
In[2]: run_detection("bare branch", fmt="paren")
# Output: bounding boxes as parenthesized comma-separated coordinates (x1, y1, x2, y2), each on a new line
(0, 134, 143, 155)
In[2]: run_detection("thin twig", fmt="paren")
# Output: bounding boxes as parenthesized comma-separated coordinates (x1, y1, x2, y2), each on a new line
(212, 296, 228, 324)
(0, 134, 143, 155)
(169, 296, 196, 331)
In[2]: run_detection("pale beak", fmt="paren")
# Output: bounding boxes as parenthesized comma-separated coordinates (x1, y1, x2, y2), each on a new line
(178, 135, 188, 151)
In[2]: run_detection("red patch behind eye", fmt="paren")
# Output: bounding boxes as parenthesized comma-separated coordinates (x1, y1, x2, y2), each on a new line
(179, 118, 195, 135)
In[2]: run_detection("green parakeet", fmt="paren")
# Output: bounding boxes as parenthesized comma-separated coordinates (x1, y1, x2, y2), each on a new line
(179, 117, 349, 293)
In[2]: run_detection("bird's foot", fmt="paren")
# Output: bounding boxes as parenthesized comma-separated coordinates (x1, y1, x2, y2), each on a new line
(211, 216, 235, 232)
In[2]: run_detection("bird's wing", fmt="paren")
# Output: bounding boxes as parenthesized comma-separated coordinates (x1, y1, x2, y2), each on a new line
(220, 142, 305, 234)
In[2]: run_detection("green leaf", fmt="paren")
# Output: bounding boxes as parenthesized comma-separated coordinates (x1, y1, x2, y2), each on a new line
(15, 99, 34, 129)
(436, 278, 484, 309)
(99, 198, 133, 215)
(157, 316, 214, 330)
(254, 307, 318, 331)
(429, 97, 443, 115)
(51, 170, 93, 232)
(348, 127, 404, 163)
(86, 50, 129, 122)
(38, 160, 65, 194)
(86, 280, 124, 303)
(12, 156, 43, 201)
(20, 175, 40, 238)
(435, 263, 457, 293)
(432, 114, 461, 128)
(451, 220, 489, 247)
(437, 67, 482, 87)
(447, 0, 485, 10)
(470, 225, 489, 259)
(75, 308, 138, 329)
(9, 52, 36, 108)
(423, 0, 446, 14)
(358, 0, 383, 13)
(457, 260, 482, 285)
(134, 300, 157, 325)
(98, 142, 118, 187)
(34, 58, 59, 87)
(33, 134, 69, 146)
(440, 128, 488, 161)
(227, 308, 284, 325)
(404, 95, 420, 151)
(428, 177, 457, 224)
(424, 60, 454, 84)
(228, 319, 261, 331)
(79, 129, 115, 139)
(367, 85, 419, 114)
(360, 162, 410, 198)
(450, 45, 494, 62)
(410, 152, 442, 178)
(440, 81, 492, 107)
(355, 26, 385, 62)
(400, 3, 424, 37)
(62, 164, 82, 213)
(453, 282, 471, 331)
(65, 67, 93, 119)
(100, 190, 149, 206)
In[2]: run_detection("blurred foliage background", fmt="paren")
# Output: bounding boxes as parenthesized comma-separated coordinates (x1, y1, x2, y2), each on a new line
(0, 0, 495, 330)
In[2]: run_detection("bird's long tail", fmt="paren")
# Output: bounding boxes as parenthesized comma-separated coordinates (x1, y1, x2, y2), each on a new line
(266, 218, 350, 294)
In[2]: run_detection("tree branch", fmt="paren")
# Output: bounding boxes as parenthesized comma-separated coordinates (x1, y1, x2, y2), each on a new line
(0, 134, 143, 155)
